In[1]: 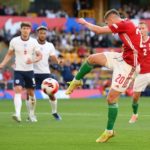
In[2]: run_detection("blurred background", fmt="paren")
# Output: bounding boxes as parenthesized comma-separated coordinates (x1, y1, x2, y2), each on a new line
(0, 0, 150, 98)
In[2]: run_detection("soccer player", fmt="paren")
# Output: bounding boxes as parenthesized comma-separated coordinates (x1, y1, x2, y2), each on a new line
(34, 26, 62, 120)
(65, 9, 143, 142)
(0, 22, 42, 122)
(129, 22, 150, 123)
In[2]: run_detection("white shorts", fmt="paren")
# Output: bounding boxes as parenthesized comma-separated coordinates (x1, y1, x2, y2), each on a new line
(133, 73, 150, 92)
(104, 52, 136, 92)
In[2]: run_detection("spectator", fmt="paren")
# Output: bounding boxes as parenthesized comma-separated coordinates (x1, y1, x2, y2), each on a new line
(73, 0, 81, 17)
(77, 42, 88, 57)
(2, 68, 12, 90)
(0, 5, 5, 15)
(60, 60, 74, 83)
(0, 72, 4, 89)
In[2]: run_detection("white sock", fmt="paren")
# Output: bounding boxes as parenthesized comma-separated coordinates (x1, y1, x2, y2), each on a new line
(25, 100, 30, 115)
(105, 129, 113, 134)
(14, 94, 22, 117)
(49, 99, 57, 114)
(28, 95, 36, 116)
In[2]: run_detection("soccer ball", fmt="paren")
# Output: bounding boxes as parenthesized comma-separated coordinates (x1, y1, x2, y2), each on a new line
(41, 78, 59, 95)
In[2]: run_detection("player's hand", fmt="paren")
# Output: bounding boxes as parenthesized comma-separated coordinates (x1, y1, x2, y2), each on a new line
(77, 18, 87, 25)
(26, 58, 33, 64)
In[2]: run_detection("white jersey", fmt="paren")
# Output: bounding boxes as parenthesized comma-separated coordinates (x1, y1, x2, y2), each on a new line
(34, 41, 56, 74)
(9, 36, 40, 71)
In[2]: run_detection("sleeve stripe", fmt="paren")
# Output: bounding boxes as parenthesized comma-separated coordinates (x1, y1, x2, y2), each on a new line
(112, 24, 118, 29)
(123, 33, 138, 66)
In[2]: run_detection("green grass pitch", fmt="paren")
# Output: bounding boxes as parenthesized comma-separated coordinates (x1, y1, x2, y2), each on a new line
(0, 97, 150, 150)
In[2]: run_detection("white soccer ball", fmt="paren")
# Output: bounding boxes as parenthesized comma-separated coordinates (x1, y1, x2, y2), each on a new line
(41, 78, 59, 95)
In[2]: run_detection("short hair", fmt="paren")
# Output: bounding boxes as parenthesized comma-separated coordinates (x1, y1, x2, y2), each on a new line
(20, 22, 32, 28)
(36, 26, 48, 31)
(139, 21, 148, 27)
(104, 9, 120, 20)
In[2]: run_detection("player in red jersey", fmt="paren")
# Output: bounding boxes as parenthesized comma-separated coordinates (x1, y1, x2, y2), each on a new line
(65, 9, 143, 143)
(129, 22, 150, 123)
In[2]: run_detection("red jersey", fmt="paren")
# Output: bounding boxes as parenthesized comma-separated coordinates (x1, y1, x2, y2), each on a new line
(109, 19, 143, 67)
(3, 70, 12, 81)
(140, 37, 150, 74)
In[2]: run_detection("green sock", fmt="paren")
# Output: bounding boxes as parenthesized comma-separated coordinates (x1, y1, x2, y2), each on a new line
(107, 103, 118, 130)
(132, 102, 138, 114)
(75, 61, 94, 80)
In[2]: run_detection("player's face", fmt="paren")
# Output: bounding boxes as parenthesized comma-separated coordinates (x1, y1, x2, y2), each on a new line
(38, 30, 47, 41)
(20, 26, 31, 38)
(139, 24, 148, 37)
(105, 17, 115, 26)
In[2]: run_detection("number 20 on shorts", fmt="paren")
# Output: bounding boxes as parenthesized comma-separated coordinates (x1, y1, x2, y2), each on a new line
(115, 74, 126, 84)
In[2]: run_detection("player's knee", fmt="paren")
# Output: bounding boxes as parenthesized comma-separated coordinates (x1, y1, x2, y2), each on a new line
(106, 94, 118, 104)
(133, 92, 140, 102)
(27, 89, 34, 97)
(87, 55, 95, 65)
(87, 53, 106, 66)
(14, 86, 22, 93)
(107, 97, 115, 104)
(133, 95, 139, 102)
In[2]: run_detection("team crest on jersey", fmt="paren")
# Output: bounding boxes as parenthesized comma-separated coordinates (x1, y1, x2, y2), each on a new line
(15, 79, 20, 84)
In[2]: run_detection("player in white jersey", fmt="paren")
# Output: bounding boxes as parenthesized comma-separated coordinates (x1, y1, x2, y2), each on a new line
(0, 22, 42, 122)
(34, 26, 61, 120)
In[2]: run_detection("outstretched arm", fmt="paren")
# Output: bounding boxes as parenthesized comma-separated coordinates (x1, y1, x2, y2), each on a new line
(77, 18, 112, 34)
(0, 49, 14, 69)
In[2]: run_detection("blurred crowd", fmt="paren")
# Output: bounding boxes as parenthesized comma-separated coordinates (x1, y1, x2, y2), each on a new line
(1, 1, 150, 19)
(119, 3, 150, 19)
(0, 4, 68, 18)
(0, 68, 13, 90)
(0, 5, 26, 16)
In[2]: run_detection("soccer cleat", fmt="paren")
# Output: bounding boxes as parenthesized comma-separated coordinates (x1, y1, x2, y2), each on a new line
(12, 114, 21, 123)
(65, 79, 83, 95)
(129, 114, 138, 123)
(52, 113, 62, 120)
(27, 115, 38, 122)
(96, 130, 115, 143)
